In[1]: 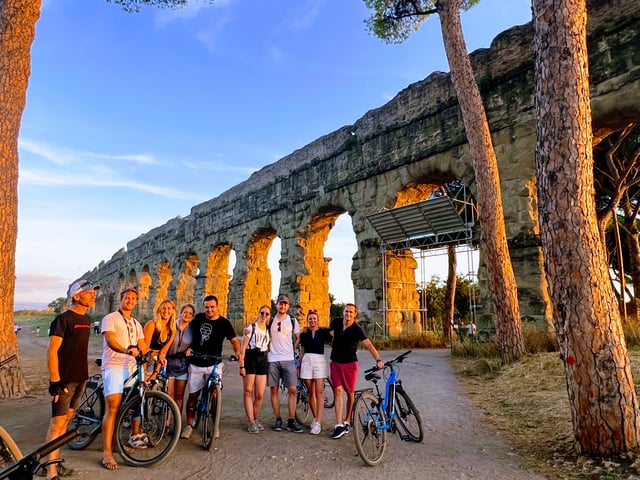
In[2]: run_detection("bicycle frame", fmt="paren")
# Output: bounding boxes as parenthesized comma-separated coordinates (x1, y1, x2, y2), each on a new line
(195, 363, 221, 424)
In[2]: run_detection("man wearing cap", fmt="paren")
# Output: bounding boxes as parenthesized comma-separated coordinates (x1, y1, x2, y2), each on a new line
(99, 288, 147, 470)
(267, 294, 303, 433)
(42, 279, 100, 480)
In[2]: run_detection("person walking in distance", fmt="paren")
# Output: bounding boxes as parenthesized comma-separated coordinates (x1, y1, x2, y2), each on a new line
(43, 279, 100, 480)
(180, 295, 241, 440)
(330, 303, 384, 439)
(266, 294, 303, 433)
(100, 288, 148, 470)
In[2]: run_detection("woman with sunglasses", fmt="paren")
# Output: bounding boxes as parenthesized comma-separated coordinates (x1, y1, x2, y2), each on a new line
(239, 305, 271, 433)
(298, 309, 332, 435)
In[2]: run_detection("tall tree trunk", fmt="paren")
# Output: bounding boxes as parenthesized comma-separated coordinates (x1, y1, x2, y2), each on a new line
(0, 0, 39, 398)
(438, 0, 524, 363)
(442, 244, 457, 343)
(533, 0, 640, 456)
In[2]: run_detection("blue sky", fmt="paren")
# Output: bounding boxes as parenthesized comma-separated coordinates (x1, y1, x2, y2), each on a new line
(15, 0, 532, 307)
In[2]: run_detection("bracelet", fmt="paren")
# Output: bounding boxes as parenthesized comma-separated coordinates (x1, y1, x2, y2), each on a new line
(240, 365, 245, 368)
(375, 359, 382, 362)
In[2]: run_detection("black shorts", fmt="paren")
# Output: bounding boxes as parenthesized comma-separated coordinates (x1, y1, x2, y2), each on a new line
(51, 381, 86, 417)
(244, 349, 268, 375)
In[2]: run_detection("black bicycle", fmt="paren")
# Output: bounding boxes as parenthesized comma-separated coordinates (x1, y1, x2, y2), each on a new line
(188, 353, 237, 450)
(67, 352, 181, 466)
(0, 430, 78, 480)
(352, 350, 423, 466)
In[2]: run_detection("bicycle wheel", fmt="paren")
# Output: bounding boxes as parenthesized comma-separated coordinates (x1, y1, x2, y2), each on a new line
(295, 383, 313, 425)
(115, 391, 181, 467)
(394, 386, 423, 442)
(323, 377, 335, 409)
(202, 383, 221, 450)
(68, 378, 104, 450)
(352, 391, 387, 467)
(0, 426, 22, 469)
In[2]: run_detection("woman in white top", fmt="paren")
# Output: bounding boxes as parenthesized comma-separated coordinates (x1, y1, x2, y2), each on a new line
(239, 305, 271, 433)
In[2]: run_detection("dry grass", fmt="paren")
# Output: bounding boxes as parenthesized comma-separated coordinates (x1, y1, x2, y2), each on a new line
(456, 351, 640, 480)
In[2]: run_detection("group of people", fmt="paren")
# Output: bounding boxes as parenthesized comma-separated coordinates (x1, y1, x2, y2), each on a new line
(41, 281, 382, 478)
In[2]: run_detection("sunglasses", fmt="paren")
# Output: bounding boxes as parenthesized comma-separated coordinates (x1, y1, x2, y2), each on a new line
(277, 321, 282, 332)
(260, 311, 270, 316)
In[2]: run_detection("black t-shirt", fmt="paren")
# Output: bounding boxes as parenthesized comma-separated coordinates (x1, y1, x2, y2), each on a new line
(49, 310, 92, 383)
(329, 318, 367, 364)
(188, 313, 237, 367)
(300, 328, 332, 355)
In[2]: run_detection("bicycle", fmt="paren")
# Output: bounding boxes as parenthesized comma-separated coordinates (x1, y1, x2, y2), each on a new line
(351, 350, 424, 466)
(67, 352, 181, 467)
(0, 430, 78, 480)
(188, 353, 237, 450)
(280, 376, 335, 426)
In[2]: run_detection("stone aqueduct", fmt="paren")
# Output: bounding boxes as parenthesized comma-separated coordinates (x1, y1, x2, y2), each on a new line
(84, 0, 640, 334)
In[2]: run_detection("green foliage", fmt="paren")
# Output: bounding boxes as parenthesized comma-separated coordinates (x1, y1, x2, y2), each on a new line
(105, 0, 211, 14)
(373, 331, 446, 350)
(362, 0, 480, 44)
(418, 274, 479, 324)
(48, 297, 65, 314)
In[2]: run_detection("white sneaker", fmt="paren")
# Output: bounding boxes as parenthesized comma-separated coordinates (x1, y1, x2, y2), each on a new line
(310, 420, 321, 435)
(180, 424, 193, 439)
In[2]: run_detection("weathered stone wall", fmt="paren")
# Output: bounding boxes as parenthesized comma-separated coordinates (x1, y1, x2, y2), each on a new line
(83, 0, 640, 334)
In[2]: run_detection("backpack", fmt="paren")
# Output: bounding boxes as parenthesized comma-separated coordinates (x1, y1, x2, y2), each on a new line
(267, 315, 298, 343)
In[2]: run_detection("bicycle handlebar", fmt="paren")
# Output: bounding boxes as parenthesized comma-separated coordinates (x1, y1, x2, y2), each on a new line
(364, 350, 412, 374)
(0, 430, 79, 480)
(188, 352, 238, 363)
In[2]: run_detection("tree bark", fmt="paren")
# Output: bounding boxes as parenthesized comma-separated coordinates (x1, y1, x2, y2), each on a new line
(0, 0, 40, 398)
(533, 0, 640, 456)
(438, 0, 524, 363)
(442, 244, 457, 343)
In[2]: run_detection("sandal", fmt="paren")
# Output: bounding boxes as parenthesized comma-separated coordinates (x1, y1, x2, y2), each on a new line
(127, 433, 148, 449)
(99, 458, 119, 471)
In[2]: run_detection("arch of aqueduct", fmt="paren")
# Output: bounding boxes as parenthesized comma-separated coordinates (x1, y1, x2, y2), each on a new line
(84, 0, 640, 334)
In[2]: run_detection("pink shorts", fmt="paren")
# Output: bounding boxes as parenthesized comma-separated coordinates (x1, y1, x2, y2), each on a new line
(330, 361, 358, 394)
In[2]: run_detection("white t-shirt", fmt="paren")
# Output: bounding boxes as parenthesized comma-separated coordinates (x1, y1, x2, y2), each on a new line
(267, 314, 300, 362)
(101, 310, 144, 369)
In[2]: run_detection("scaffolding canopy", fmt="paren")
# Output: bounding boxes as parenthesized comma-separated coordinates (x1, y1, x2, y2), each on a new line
(367, 195, 477, 252)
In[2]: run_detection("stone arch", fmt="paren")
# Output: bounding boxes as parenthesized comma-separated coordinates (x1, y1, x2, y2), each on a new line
(175, 253, 199, 310)
(298, 209, 346, 327)
(154, 262, 173, 314)
(240, 230, 276, 326)
(204, 244, 233, 317)
(138, 267, 153, 321)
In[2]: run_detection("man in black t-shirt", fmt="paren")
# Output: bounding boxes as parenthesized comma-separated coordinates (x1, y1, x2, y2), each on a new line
(329, 303, 383, 440)
(180, 295, 241, 439)
(42, 279, 100, 480)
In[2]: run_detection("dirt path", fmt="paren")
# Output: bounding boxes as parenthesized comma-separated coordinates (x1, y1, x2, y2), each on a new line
(1, 334, 545, 479)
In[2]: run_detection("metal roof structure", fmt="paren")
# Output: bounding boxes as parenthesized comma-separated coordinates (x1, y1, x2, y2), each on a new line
(366, 195, 477, 252)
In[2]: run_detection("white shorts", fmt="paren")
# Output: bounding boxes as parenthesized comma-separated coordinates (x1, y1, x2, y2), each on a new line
(103, 365, 136, 397)
(300, 353, 326, 380)
(188, 363, 224, 393)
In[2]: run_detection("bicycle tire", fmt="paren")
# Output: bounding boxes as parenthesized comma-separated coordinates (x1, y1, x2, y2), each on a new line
(323, 378, 335, 409)
(202, 383, 221, 450)
(295, 383, 312, 425)
(67, 379, 104, 450)
(352, 391, 387, 466)
(0, 426, 22, 470)
(394, 386, 423, 442)
(115, 391, 181, 467)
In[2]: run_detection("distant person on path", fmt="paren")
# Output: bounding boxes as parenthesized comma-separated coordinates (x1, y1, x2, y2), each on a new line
(181, 295, 241, 440)
(93, 320, 100, 335)
(298, 309, 332, 435)
(35, 326, 40, 336)
(329, 303, 383, 440)
(100, 288, 147, 470)
(43, 279, 100, 480)
(466, 321, 477, 342)
(239, 305, 271, 433)
(266, 294, 303, 433)
(165, 303, 195, 417)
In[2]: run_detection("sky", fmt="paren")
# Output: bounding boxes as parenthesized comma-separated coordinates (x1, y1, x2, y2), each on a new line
(14, 0, 533, 308)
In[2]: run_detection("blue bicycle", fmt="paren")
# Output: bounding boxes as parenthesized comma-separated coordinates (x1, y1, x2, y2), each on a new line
(352, 350, 423, 466)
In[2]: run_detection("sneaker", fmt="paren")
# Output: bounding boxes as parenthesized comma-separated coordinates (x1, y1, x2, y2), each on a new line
(256, 421, 264, 431)
(273, 417, 283, 431)
(342, 421, 351, 432)
(331, 424, 348, 439)
(286, 419, 303, 433)
(310, 420, 321, 435)
(180, 424, 193, 439)
(247, 422, 260, 434)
